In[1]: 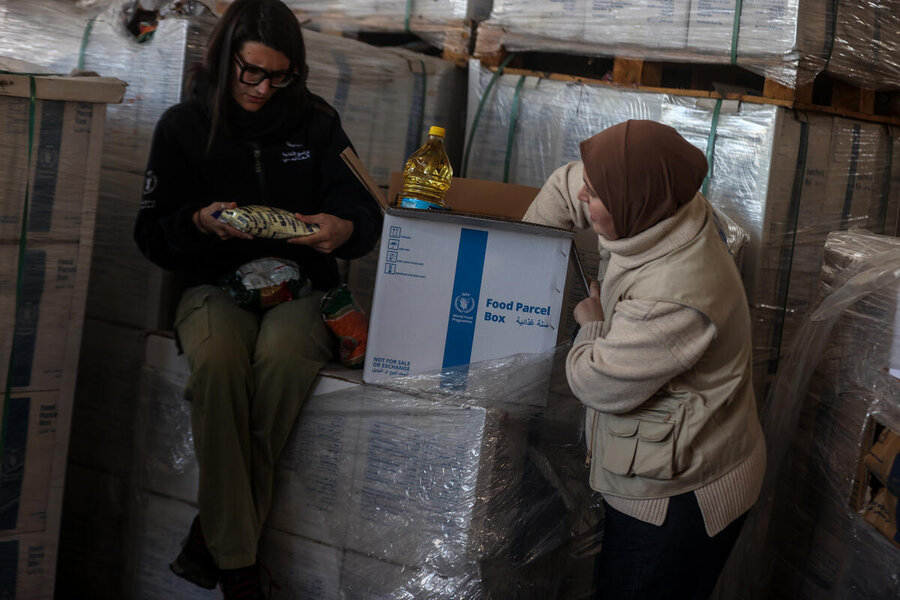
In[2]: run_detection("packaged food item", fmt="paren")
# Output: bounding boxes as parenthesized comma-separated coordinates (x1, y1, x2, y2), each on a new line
(217, 205, 319, 239)
(219, 257, 310, 310)
(398, 125, 453, 210)
(320, 284, 369, 368)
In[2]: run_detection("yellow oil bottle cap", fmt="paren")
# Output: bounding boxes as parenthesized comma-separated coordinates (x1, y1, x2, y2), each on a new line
(428, 126, 446, 137)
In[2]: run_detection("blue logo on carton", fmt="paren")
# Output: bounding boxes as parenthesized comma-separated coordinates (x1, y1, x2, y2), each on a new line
(453, 292, 476, 318)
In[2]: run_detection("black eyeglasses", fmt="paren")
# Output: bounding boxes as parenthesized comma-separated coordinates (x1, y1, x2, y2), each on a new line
(234, 54, 297, 89)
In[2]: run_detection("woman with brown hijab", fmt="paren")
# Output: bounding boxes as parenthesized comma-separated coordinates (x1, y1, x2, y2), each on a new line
(525, 120, 766, 598)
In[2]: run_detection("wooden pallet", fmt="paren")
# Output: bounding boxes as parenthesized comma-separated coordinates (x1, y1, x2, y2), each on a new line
(473, 49, 900, 126)
(212, 2, 474, 64)
(612, 57, 897, 122)
(296, 12, 474, 64)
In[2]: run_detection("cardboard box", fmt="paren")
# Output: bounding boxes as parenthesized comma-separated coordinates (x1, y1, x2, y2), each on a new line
(0, 93, 107, 243)
(0, 390, 62, 536)
(363, 174, 572, 399)
(133, 332, 365, 504)
(0, 530, 56, 600)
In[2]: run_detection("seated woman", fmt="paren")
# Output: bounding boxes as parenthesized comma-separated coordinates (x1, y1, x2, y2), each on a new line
(133, 0, 382, 597)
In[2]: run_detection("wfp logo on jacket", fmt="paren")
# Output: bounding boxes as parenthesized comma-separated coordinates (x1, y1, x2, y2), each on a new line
(282, 141, 310, 163)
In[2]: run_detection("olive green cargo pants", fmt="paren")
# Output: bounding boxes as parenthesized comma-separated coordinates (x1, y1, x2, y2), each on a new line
(174, 285, 333, 569)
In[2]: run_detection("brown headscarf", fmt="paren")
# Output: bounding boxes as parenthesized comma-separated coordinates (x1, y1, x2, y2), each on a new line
(579, 120, 708, 239)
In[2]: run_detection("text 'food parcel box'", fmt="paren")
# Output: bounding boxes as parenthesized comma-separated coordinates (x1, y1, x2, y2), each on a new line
(363, 174, 573, 401)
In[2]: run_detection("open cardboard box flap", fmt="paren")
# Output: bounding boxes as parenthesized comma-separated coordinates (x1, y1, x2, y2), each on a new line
(387, 172, 541, 221)
(339, 146, 545, 222)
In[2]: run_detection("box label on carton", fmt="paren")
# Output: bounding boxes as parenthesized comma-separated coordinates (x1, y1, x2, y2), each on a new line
(365, 213, 570, 390)
(442, 229, 487, 384)
(0, 397, 29, 530)
(0, 540, 17, 594)
(31, 101, 64, 233)
(10, 251, 45, 388)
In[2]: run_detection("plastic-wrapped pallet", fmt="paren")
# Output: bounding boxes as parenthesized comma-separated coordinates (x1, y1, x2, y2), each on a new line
(0, 64, 125, 600)
(716, 231, 900, 599)
(131, 348, 601, 598)
(464, 60, 900, 398)
(304, 29, 466, 186)
(479, 0, 900, 91)
(0, 0, 213, 330)
(261, 0, 491, 56)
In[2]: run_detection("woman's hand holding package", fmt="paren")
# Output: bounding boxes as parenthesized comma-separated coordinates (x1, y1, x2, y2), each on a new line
(193, 201, 254, 240)
(574, 279, 604, 325)
(287, 212, 354, 253)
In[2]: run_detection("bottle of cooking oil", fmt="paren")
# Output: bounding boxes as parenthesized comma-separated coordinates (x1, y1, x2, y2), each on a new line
(398, 126, 453, 210)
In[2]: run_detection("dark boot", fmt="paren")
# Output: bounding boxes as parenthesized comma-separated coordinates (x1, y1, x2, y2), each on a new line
(220, 563, 267, 600)
(169, 515, 219, 589)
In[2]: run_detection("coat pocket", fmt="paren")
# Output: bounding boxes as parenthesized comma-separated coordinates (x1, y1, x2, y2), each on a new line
(173, 288, 213, 359)
(600, 407, 682, 480)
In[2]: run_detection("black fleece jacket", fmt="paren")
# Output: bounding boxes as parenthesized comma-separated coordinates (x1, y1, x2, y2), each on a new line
(133, 92, 382, 292)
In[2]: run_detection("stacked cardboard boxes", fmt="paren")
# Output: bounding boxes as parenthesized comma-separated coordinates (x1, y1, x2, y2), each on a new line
(128, 334, 597, 597)
(231, 0, 492, 57)
(717, 231, 900, 598)
(463, 59, 900, 398)
(304, 29, 467, 185)
(0, 68, 124, 599)
(0, 3, 469, 594)
(479, 0, 900, 91)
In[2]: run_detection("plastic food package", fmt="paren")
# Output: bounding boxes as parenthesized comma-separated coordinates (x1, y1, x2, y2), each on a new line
(320, 283, 369, 368)
(218, 257, 311, 310)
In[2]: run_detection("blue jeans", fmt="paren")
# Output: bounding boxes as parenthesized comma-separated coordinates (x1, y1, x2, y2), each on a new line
(595, 492, 747, 599)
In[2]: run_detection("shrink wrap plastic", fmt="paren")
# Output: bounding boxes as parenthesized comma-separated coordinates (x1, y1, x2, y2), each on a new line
(278, 0, 491, 55)
(132, 348, 604, 598)
(0, 1, 465, 326)
(717, 230, 900, 598)
(483, 0, 900, 91)
(303, 29, 466, 186)
(465, 60, 900, 397)
(0, 0, 212, 330)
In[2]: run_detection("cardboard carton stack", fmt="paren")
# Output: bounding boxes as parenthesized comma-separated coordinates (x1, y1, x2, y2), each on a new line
(0, 68, 124, 599)
(0, 2, 465, 594)
(463, 59, 900, 398)
(478, 0, 900, 91)
(128, 335, 598, 598)
(304, 29, 467, 185)
(716, 231, 900, 598)
(217, 0, 493, 58)
(0, 4, 215, 594)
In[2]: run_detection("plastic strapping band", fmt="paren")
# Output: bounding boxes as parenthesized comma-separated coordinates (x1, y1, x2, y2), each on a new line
(729, 0, 744, 65)
(462, 53, 516, 178)
(503, 75, 526, 184)
(769, 115, 809, 374)
(404, 0, 412, 33)
(78, 16, 98, 71)
(823, 0, 839, 72)
(2, 75, 37, 468)
(701, 98, 723, 197)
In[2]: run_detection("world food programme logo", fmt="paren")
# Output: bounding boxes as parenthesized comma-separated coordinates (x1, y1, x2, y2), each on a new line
(143, 170, 158, 194)
(454, 292, 476, 315)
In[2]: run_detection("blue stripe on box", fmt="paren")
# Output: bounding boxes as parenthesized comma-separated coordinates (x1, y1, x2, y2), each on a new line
(0, 540, 18, 594)
(11, 250, 45, 388)
(441, 228, 488, 390)
(30, 100, 64, 233)
(0, 397, 30, 530)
